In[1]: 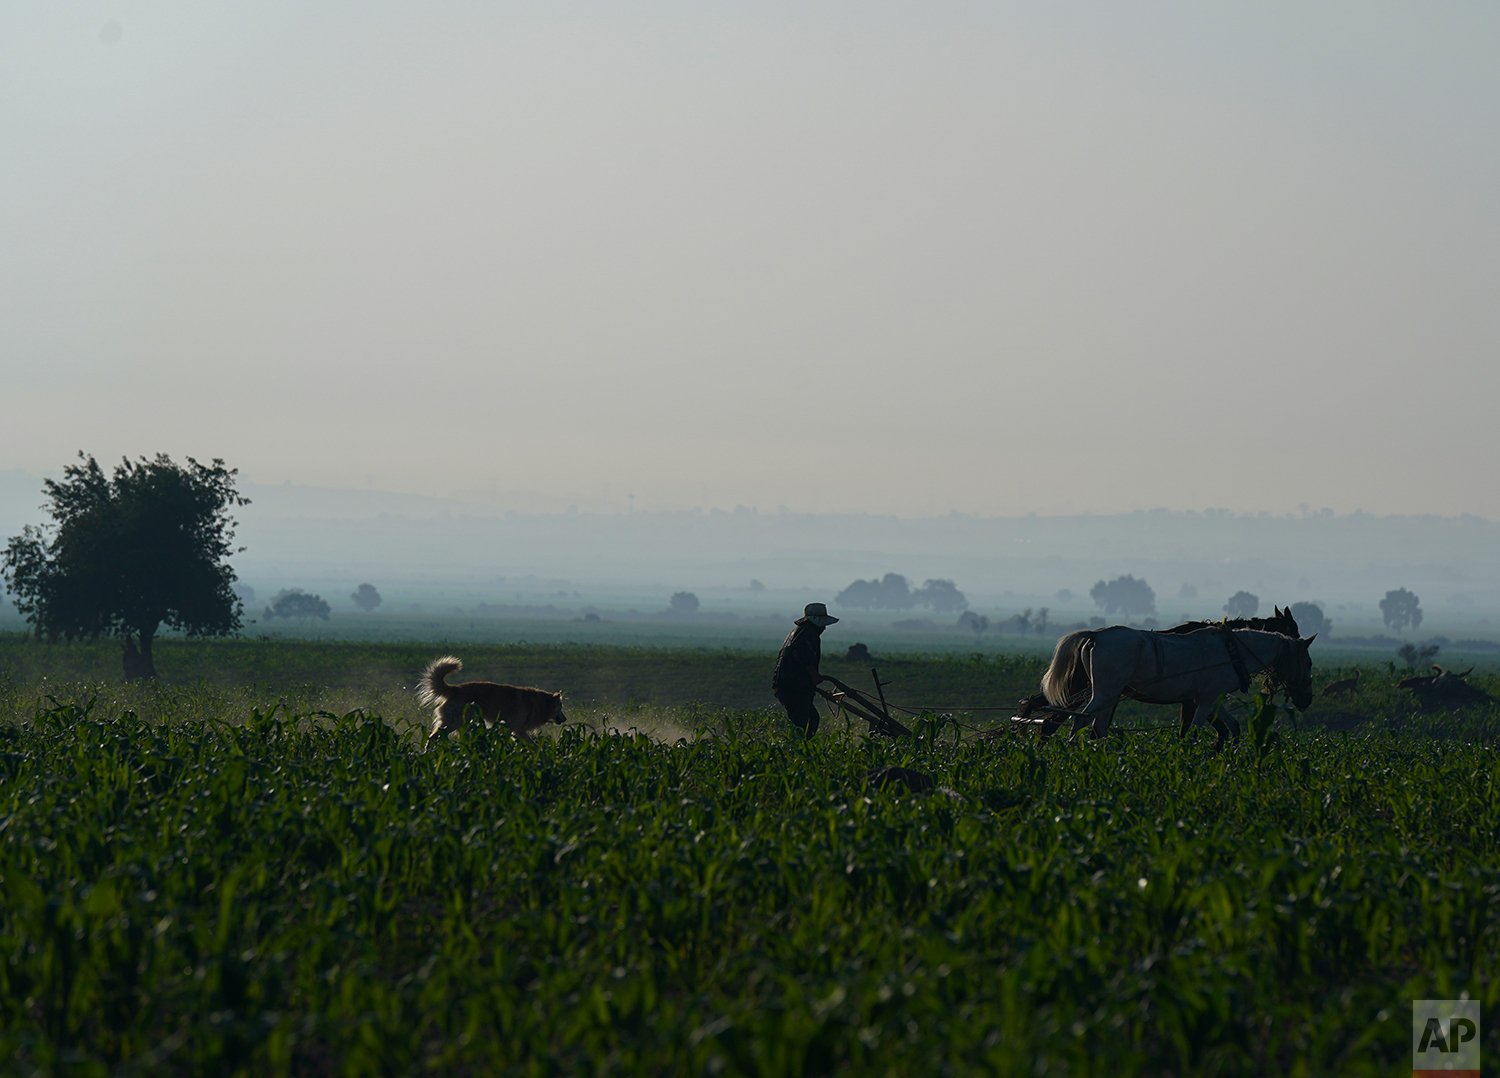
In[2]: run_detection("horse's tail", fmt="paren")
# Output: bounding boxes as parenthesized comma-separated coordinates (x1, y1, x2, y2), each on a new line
(1041, 631, 1094, 711)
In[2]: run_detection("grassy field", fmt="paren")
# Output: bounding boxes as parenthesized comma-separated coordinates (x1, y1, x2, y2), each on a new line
(1, 633, 1497, 1075)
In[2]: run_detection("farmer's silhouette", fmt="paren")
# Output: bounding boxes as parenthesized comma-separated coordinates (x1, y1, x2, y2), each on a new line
(772, 602, 838, 737)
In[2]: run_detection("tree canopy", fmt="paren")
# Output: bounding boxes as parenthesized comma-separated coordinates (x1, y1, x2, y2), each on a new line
(957, 611, 990, 638)
(1380, 588, 1423, 632)
(350, 583, 382, 612)
(836, 573, 968, 612)
(1288, 601, 1330, 636)
(1223, 591, 1260, 619)
(265, 589, 331, 622)
(837, 573, 915, 610)
(1089, 575, 1156, 618)
(1, 453, 249, 679)
(914, 579, 968, 613)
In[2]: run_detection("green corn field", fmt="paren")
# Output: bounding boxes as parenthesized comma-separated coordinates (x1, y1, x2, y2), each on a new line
(0, 634, 1495, 1075)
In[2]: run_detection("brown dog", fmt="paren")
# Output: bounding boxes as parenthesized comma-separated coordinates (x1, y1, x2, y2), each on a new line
(417, 656, 567, 748)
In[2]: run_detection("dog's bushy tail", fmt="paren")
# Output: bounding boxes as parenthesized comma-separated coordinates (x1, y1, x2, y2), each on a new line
(418, 656, 463, 706)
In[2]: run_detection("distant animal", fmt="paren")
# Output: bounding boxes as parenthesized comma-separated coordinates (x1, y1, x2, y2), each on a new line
(1397, 665, 1493, 713)
(1321, 671, 1361, 697)
(1041, 625, 1316, 747)
(417, 656, 567, 748)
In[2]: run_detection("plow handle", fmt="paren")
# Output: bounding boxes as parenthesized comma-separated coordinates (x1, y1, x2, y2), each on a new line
(817, 677, 913, 738)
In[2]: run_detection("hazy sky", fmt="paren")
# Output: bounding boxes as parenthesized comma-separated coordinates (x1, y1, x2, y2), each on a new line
(4, 4, 1498, 517)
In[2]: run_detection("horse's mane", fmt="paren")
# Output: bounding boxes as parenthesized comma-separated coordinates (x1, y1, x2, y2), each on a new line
(1158, 605, 1299, 638)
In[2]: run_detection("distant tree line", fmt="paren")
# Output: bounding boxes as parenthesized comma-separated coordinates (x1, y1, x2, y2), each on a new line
(836, 573, 968, 612)
(958, 607, 1051, 639)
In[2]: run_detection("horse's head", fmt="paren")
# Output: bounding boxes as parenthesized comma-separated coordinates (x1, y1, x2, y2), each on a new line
(1278, 634, 1317, 710)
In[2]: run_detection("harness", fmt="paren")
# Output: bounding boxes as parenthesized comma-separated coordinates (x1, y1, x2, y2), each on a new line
(1119, 632, 1168, 704)
(1218, 625, 1253, 693)
(1121, 626, 1266, 701)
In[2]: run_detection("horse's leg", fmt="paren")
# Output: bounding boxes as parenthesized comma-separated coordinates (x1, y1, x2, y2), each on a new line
(1084, 644, 1134, 739)
(1069, 699, 1117, 739)
(1090, 700, 1121, 739)
(1067, 696, 1116, 739)
(1211, 716, 1229, 752)
(1062, 650, 1096, 739)
(1219, 709, 1242, 742)
(1200, 693, 1239, 748)
(1181, 699, 1219, 748)
(1177, 698, 1197, 740)
(1061, 636, 1129, 740)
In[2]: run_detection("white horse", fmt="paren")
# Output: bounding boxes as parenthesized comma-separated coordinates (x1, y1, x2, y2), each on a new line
(1041, 626, 1315, 743)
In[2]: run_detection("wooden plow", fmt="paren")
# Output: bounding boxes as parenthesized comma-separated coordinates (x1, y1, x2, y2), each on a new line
(815, 671, 913, 738)
(817, 673, 1084, 740)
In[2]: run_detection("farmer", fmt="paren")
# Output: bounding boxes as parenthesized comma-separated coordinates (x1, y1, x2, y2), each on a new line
(772, 602, 838, 737)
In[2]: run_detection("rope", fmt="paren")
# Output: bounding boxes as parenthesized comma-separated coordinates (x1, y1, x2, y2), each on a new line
(889, 702, 1019, 714)
(817, 645, 1296, 739)
(824, 689, 1178, 739)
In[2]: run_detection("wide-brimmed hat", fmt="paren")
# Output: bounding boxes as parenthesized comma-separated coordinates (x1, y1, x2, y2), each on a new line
(796, 602, 839, 626)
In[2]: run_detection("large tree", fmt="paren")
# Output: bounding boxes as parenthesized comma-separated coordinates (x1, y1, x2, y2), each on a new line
(264, 589, 331, 623)
(914, 578, 968, 613)
(1223, 590, 1260, 619)
(1288, 601, 1330, 637)
(1, 453, 249, 679)
(350, 582, 382, 612)
(1089, 574, 1156, 618)
(836, 573, 917, 610)
(1380, 587, 1423, 632)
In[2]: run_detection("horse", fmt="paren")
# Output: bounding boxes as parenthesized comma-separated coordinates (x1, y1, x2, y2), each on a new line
(1015, 608, 1301, 737)
(1040, 625, 1315, 745)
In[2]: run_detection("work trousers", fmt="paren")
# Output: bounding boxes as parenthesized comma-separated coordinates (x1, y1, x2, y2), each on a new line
(775, 691, 820, 738)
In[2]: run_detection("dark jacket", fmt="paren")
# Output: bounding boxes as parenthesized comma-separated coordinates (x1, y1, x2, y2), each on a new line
(772, 623, 823, 697)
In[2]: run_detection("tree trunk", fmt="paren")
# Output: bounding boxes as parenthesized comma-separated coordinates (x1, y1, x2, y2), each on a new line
(123, 627, 158, 681)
